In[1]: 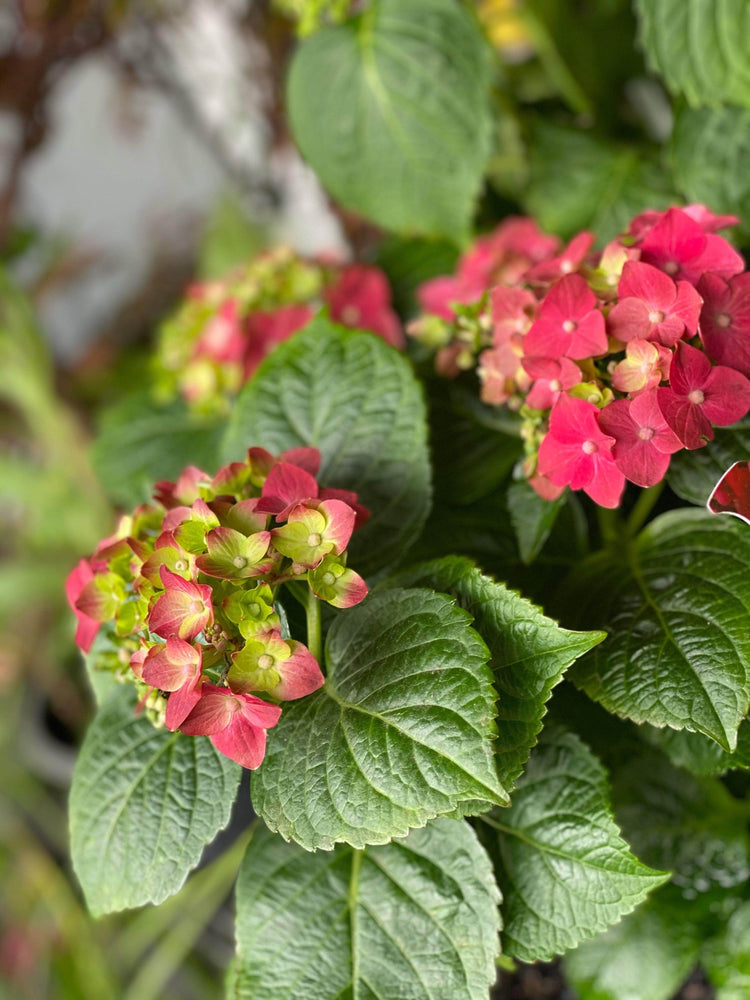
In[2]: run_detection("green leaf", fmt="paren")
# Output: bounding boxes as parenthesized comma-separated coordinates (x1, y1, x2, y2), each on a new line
(252, 588, 505, 851)
(564, 887, 703, 1000)
(383, 556, 604, 789)
(562, 509, 750, 750)
(230, 818, 501, 1000)
(287, 0, 493, 238)
(635, 0, 750, 108)
(506, 480, 565, 565)
(91, 392, 223, 508)
(612, 751, 750, 894)
(69, 687, 240, 916)
(668, 419, 750, 506)
(703, 900, 750, 1000)
(642, 719, 750, 778)
(376, 235, 459, 316)
(483, 727, 668, 962)
(223, 318, 431, 576)
(671, 107, 750, 239)
(524, 120, 675, 242)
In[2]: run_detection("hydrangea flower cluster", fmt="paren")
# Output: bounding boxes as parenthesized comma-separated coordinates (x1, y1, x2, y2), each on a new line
(156, 246, 403, 413)
(65, 447, 368, 768)
(409, 206, 750, 508)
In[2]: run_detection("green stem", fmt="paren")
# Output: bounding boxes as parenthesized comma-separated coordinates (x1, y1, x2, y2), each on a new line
(306, 589, 322, 662)
(626, 482, 664, 537)
(596, 505, 621, 548)
(518, 7, 592, 117)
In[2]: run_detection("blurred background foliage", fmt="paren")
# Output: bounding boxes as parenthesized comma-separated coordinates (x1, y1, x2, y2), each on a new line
(2, 0, 748, 996)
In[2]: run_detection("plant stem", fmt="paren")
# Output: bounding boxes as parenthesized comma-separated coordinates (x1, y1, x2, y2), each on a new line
(626, 482, 664, 537)
(596, 505, 621, 548)
(306, 589, 322, 662)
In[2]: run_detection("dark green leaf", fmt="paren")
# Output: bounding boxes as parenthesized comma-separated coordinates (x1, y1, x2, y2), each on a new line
(230, 818, 501, 1000)
(484, 727, 668, 962)
(384, 556, 604, 789)
(91, 392, 223, 508)
(287, 0, 493, 238)
(506, 481, 565, 565)
(69, 687, 240, 915)
(223, 319, 430, 576)
(252, 588, 505, 851)
(635, 0, 750, 108)
(642, 719, 750, 778)
(668, 420, 750, 506)
(612, 751, 750, 894)
(376, 236, 459, 316)
(562, 510, 750, 750)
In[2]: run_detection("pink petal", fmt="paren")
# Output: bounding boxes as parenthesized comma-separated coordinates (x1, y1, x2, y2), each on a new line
(569, 310, 608, 358)
(165, 677, 204, 731)
(656, 387, 713, 450)
(583, 455, 626, 507)
(618, 261, 677, 310)
(670, 280, 702, 335)
(668, 341, 712, 396)
(261, 462, 319, 507)
(179, 683, 236, 736)
(316, 498, 356, 553)
(210, 715, 268, 770)
(702, 365, 750, 426)
(281, 447, 322, 478)
(607, 298, 652, 343)
(243, 305, 314, 377)
(268, 642, 324, 700)
(142, 638, 201, 692)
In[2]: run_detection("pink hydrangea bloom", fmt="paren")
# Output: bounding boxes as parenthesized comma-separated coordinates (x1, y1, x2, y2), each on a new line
(597, 390, 682, 487)
(639, 208, 744, 286)
(607, 261, 701, 346)
(537, 394, 625, 507)
(179, 683, 282, 770)
(523, 274, 607, 360)
(697, 272, 750, 377)
(656, 341, 750, 449)
(325, 264, 404, 348)
(65, 560, 100, 653)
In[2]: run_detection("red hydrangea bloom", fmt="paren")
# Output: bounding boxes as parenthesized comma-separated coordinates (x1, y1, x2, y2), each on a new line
(639, 208, 744, 285)
(598, 390, 682, 487)
(657, 341, 750, 449)
(523, 274, 607, 360)
(192, 299, 245, 365)
(148, 567, 214, 640)
(179, 683, 282, 770)
(243, 304, 314, 377)
(537, 394, 625, 507)
(607, 261, 701, 346)
(325, 264, 404, 349)
(229, 629, 323, 701)
(142, 638, 204, 730)
(697, 272, 750, 377)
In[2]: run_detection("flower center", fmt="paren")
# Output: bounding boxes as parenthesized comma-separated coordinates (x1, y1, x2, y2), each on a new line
(341, 305, 361, 326)
(562, 320, 577, 334)
(307, 532, 322, 547)
(258, 653, 275, 670)
(560, 260, 574, 274)
(716, 312, 732, 328)
(232, 555, 248, 569)
(322, 571, 336, 587)
(548, 378, 562, 393)
(582, 439, 598, 455)
(638, 426, 656, 441)
(688, 389, 705, 405)
(189, 599, 203, 614)
(664, 260, 679, 276)
(247, 602, 261, 617)
(648, 310, 665, 324)
(174, 559, 187, 572)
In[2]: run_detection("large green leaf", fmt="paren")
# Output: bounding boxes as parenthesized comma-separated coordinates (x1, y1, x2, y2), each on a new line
(562, 509, 750, 750)
(230, 818, 500, 1000)
(668, 420, 750, 505)
(384, 557, 604, 789)
(671, 107, 750, 239)
(612, 751, 750, 894)
(287, 0, 492, 238)
(635, 0, 750, 108)
(70, 687, 240, 916)
(564, 887, 703, 1000)
(91, 392, 223, 507)
(524, 121, 675, 242)
(252, 588, 505, 851)
(482, 727, 668, 962)
(506, 480, 566, 565)
(223, 319, 430, 576)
